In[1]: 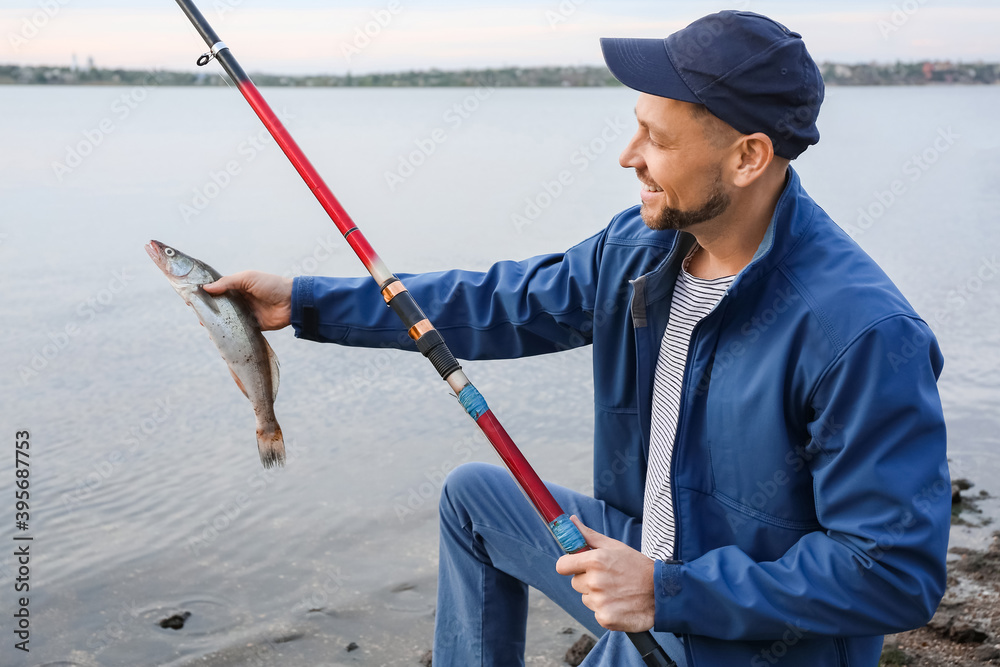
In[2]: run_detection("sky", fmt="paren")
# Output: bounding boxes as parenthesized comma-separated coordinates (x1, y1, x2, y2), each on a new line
(2, 1, 999, 75)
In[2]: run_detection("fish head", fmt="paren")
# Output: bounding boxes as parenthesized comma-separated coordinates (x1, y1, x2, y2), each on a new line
(145, 240, 218, 286)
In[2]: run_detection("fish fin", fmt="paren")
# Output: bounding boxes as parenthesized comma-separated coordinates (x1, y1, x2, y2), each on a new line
(257, 422, 285, 469)
(229, 367, 249, 399)
(265, 336, 280, 401)
(196, 287, 222, 314)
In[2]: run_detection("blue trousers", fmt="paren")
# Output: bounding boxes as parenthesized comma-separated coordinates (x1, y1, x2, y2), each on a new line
(434, 462, 688, 667)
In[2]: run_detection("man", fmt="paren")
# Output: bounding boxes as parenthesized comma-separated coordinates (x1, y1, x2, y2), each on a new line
(206, 11, 950, 666)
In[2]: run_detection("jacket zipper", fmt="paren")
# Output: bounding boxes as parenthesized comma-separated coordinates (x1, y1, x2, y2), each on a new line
(667, 291, 730, 562)
(660, 221, 771, 561)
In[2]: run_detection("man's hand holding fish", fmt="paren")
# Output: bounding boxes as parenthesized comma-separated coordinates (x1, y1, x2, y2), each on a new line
(204, 271, 293, 332)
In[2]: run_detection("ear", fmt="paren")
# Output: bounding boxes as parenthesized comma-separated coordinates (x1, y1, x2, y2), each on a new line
(730, 132, 775, 188)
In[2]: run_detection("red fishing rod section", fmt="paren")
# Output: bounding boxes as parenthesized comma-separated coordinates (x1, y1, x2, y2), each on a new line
(173, 2, 674, 664)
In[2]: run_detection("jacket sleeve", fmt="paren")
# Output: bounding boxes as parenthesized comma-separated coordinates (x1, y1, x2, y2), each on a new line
(290, 227, 608, 360)
(652, 314, 950, 639)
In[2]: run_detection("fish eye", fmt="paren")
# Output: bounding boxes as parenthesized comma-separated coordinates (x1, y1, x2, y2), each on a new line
(165, 248, 175, 257)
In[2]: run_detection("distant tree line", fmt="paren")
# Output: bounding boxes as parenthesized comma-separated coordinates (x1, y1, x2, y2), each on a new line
(1, 62, 998, 87)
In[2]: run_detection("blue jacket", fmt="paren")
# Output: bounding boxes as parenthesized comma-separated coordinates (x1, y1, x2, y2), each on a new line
(291, 167, 949, 666)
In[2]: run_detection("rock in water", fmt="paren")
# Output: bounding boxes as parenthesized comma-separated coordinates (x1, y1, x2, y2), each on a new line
(879, 644, 912, 666)
(565, 634, 597, 667)
(346, 641, 359, 652)
(949, 621, 987, 644)
(158, 611, 191, 630)
(974, 645, 1000, 661)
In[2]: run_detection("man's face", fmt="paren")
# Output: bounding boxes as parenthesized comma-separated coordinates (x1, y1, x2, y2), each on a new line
(619, 94, 733, 231)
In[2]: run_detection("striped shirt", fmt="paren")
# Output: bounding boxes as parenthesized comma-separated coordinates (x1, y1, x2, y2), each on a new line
(641, 249, 735, 561)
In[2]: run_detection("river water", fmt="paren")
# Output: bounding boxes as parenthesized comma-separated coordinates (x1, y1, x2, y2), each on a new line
(0, 84, 998, 665)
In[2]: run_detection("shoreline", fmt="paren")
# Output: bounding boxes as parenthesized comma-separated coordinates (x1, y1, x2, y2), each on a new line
(2, 61, 998, 88)
(882, 480, 999, 666)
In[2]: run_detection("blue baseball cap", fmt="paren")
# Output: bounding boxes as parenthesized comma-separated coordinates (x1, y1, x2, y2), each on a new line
(601, 11, 824, 159)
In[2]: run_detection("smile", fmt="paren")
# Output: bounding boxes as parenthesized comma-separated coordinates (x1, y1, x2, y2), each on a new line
(640, 180, 664, 204)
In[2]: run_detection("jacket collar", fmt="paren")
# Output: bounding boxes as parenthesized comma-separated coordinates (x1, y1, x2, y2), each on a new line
(641, 166, 813, 305)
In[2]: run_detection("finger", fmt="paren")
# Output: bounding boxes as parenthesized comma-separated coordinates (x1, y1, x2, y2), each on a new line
(570, 515, 612, 549)
(202, 277, 234, 294)
(203, 271, 250, 294)
(580, 591, 599, 614)
(570, 573, 588, 595)
(555, 553, 586, 577)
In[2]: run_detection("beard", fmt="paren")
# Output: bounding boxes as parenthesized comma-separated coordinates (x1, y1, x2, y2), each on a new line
(641, 173, 731, 231)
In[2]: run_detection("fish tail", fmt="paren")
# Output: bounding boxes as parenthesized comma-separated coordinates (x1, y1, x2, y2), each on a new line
(256, 421, 285, 469)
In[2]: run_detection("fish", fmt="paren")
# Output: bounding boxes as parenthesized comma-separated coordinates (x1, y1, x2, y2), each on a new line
(145, 240, 284, 468)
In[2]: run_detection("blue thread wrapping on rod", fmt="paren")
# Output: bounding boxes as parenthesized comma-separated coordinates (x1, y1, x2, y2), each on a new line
(549, 514, 587, 554)
(458, 385, 489, 420)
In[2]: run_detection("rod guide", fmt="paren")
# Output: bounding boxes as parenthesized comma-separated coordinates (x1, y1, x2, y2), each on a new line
(196, 41, 228, 66)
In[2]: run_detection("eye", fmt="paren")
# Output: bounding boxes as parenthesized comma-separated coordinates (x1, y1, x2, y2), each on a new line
(648, 131, 669, 149)
(165, 248, 175, 257)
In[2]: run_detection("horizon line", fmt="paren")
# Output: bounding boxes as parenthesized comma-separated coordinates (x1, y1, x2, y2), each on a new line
(5, 59, 1000, 78)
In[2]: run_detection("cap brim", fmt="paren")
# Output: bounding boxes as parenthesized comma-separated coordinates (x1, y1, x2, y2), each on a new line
(600, 37, 701, 104)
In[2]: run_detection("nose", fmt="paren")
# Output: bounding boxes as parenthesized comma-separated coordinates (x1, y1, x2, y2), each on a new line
(619, 129, 644, 170)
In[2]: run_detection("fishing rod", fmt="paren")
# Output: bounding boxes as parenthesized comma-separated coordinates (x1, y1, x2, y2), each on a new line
(173, 3, 674, 664)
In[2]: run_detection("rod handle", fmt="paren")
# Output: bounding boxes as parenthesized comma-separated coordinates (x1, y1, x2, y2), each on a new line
(548, 517, 677, 665)
(381, 281, 463, 380)
(627, 631, 677, 666)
